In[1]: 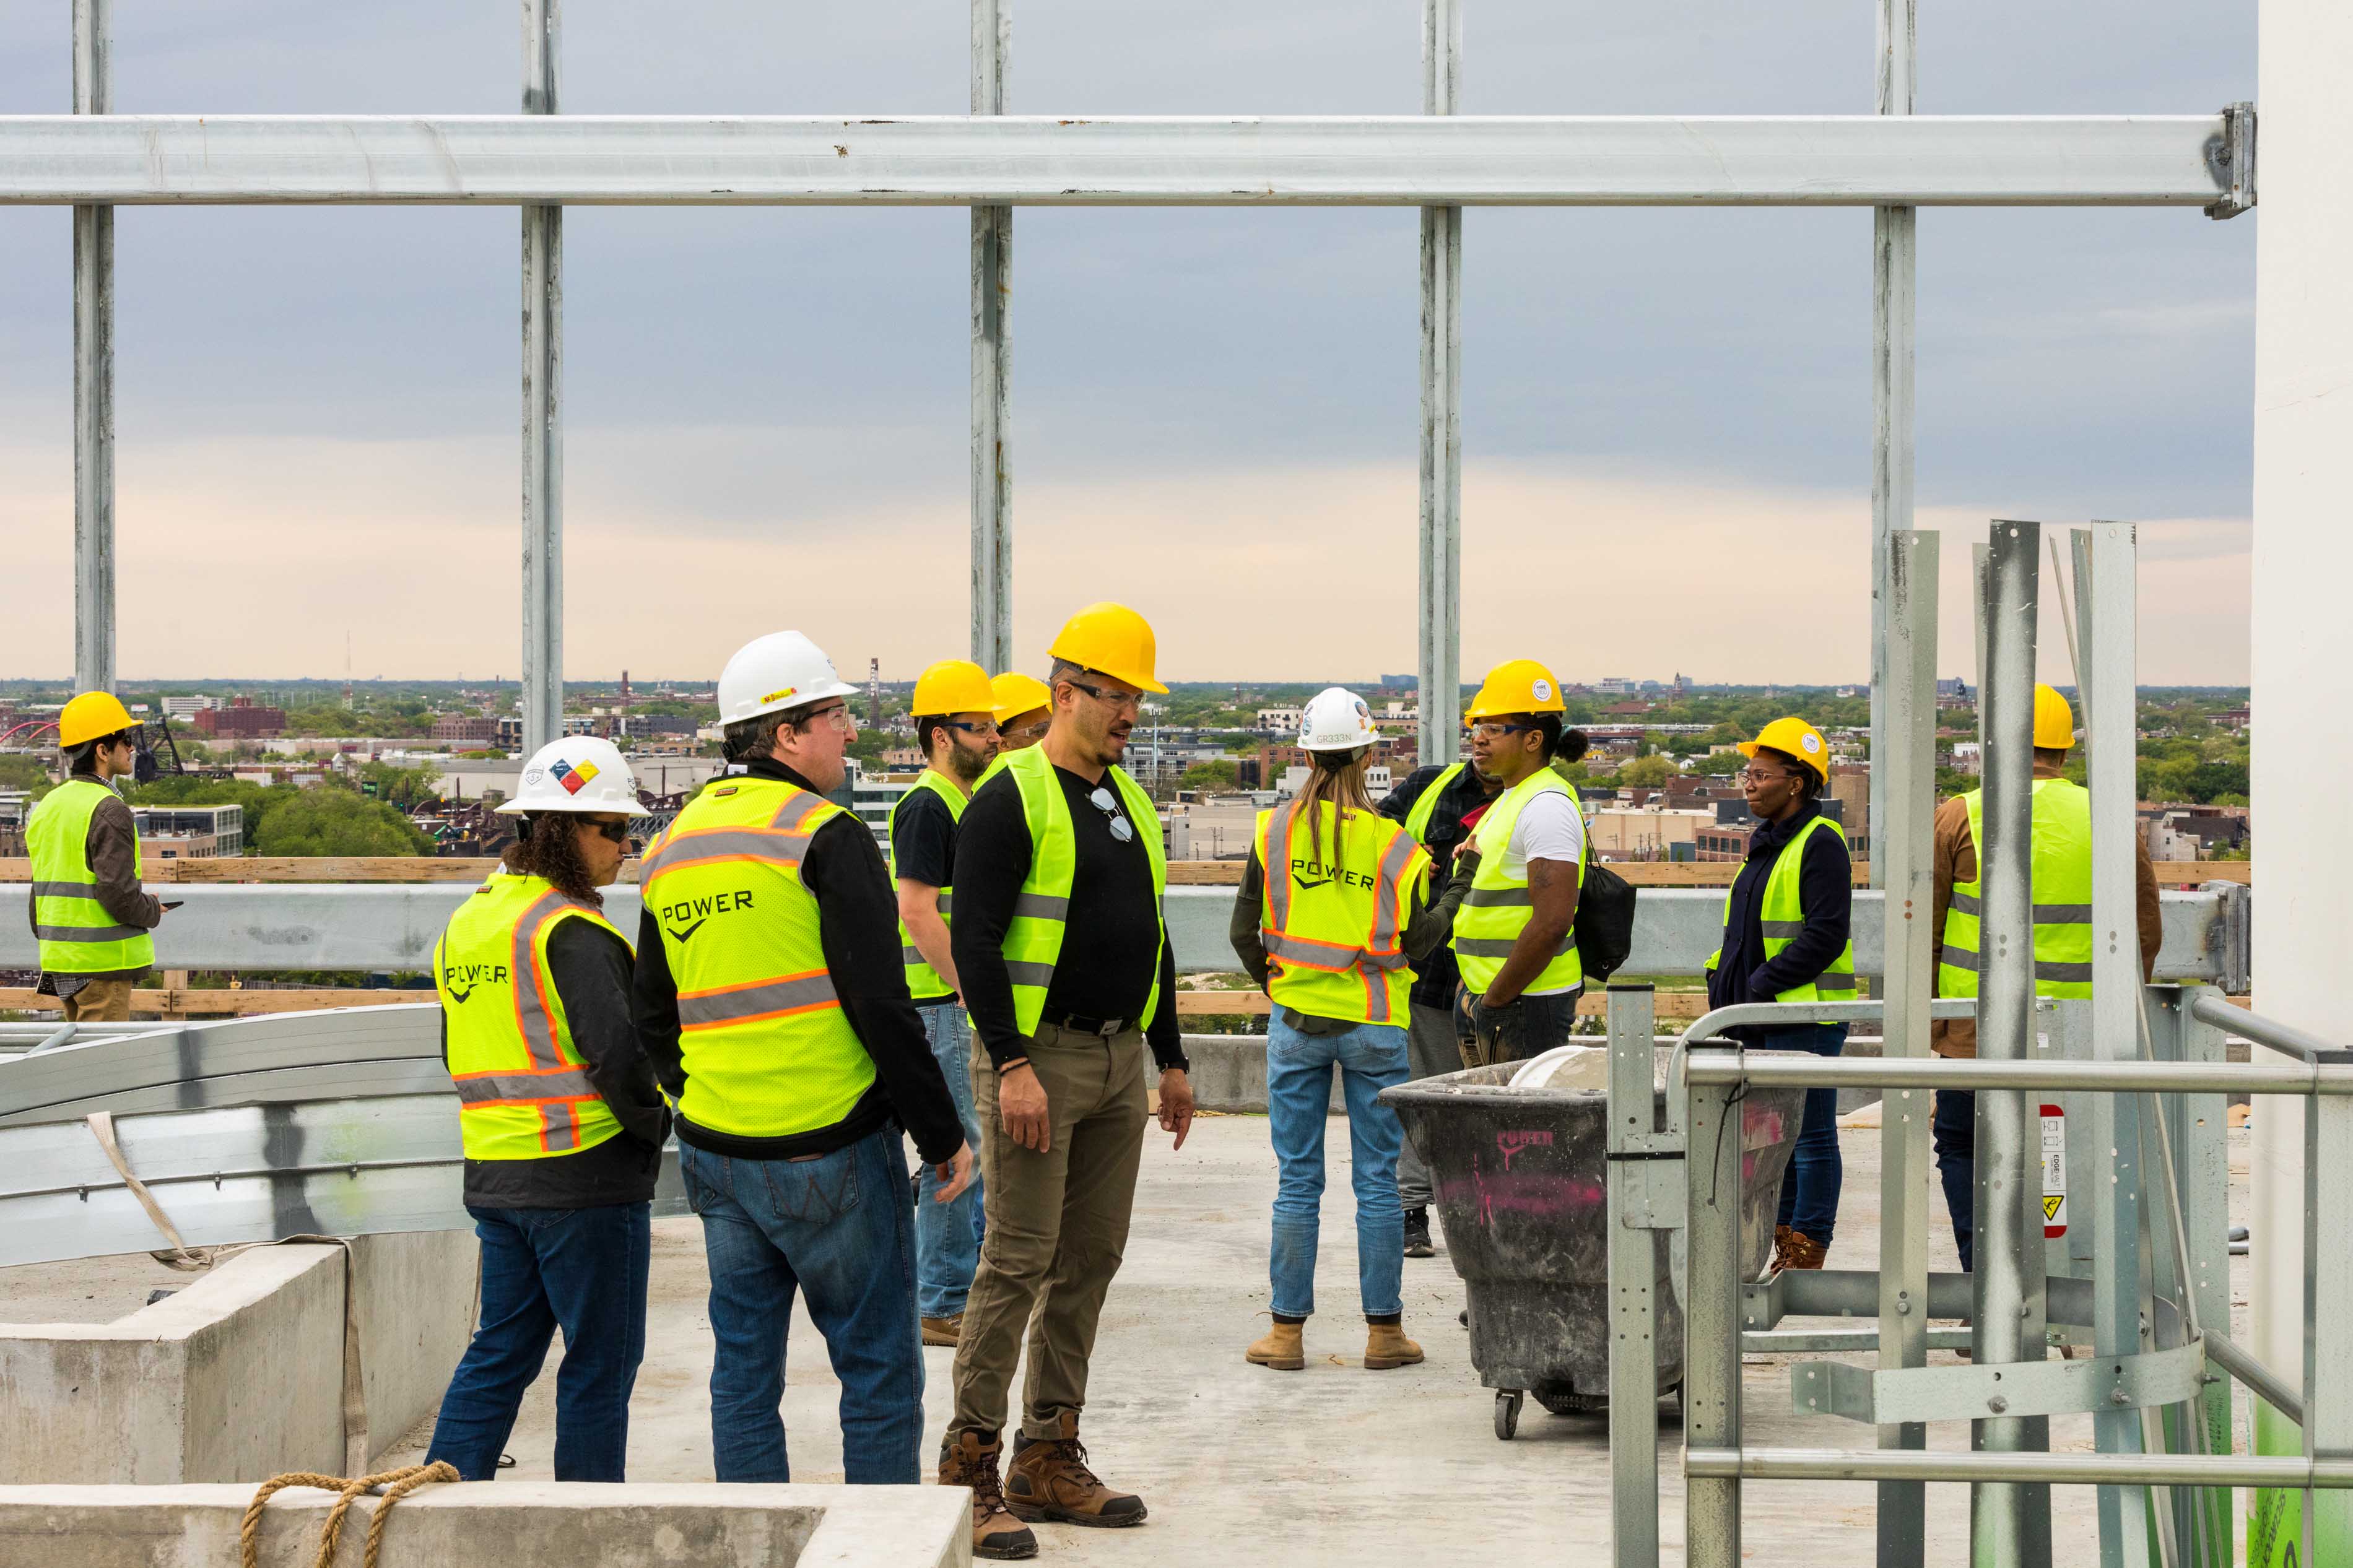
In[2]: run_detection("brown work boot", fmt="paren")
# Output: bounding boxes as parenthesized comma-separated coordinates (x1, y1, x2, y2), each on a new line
(1004, 1411, 1147, 1528)
(1364, 1322, 1424, 1370)
(1770, 1224, 1796, 1274)
(939, 1429, 1038, 1561)
(1245, 1320, 1306, 1371)
(1782, 1230, 1829, 1270)
(922, 1313, 963, 1348)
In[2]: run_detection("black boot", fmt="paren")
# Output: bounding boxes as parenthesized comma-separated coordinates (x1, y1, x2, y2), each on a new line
(1403, 1206, 1435, 1258)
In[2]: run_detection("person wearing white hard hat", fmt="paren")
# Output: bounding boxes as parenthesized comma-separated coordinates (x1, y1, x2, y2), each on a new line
(632, 631, 973, 1488)
(1227, 688, 1469, 1377)
(425, 735, 668, 1484)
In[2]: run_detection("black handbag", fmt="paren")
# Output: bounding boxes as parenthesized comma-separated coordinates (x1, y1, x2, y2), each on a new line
(1574, 848, 1638, 982)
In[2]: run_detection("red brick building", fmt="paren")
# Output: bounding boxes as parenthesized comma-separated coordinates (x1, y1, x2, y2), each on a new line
(194, 698, 285, 739)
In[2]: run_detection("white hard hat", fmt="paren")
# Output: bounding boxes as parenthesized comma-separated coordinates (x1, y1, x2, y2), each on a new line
(499, 737, 651, 816)
(717, 631, 861, 727)
(1298, 687, 1378, 753)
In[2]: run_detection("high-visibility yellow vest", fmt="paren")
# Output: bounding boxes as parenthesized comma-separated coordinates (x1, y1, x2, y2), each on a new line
(435, 872, 628, 1161)
(890, 769, 967, 1003)
(26, 779, 156, 976)
(1451, 769, 1584, 995)
(995, 744, 1167, 1039)
(1255, 799, 1430, 1025)
(1939, 778, 2094, 1000)
(1704, 813, 1857, 1003)
(1401, 762, 1468, 847)
(639, 776, 877, 1138)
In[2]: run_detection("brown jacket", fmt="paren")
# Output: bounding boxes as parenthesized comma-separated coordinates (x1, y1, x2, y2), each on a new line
(28, 774, 163, 985)
(1928, 765, 2160, 1058)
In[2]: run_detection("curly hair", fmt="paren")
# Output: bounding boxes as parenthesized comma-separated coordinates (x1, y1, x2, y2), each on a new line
(500, 815, 605, 906)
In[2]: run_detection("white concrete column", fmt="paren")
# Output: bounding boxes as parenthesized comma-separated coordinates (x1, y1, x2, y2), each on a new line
(2251, 0, 2353, 1559)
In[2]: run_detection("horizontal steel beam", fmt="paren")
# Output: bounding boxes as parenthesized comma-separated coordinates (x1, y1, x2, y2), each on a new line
(0, 114, 2237, 207)
(1687, 1048, 2351, 1096)
(1684, 1447, 2353, 1489)
(0, 883, 2243, 981)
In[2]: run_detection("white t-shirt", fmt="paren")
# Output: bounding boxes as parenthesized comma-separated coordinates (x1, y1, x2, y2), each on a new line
(1499, 788, 1586, 882)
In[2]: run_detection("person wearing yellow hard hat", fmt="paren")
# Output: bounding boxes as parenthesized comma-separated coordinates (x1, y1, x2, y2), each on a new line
(938, 602, 1191, 1557)
(1451, 659, 1594, 1067)
(990, 672, 1053, 752)
(1703, 716, 1855, 1272)
(894, 659, 1001, 1348)
(24, 692, 165, 1023)
(1928, 683, 2160, 1271)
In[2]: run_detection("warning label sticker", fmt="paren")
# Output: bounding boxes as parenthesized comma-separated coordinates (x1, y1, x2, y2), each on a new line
(2041, 1102, 2067, 1238)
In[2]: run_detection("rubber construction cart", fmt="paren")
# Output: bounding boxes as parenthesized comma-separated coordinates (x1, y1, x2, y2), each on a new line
(1383, 1059, 1805, 1440)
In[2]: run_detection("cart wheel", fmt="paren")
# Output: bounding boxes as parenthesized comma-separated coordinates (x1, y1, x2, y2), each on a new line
(1494, 1388, 1523, 1441)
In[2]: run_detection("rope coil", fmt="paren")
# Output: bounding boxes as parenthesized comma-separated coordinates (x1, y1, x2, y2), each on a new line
(238, 1462, 459, 1568)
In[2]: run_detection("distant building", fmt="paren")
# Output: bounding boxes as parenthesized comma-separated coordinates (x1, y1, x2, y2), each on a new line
(131, 803, 244, 859)
(1935, 677, 1973, 709)
(432, 716, 498, 743)
(194, 698, 284, 739)
(1594, 678, 1633, 696)
(1256, 707, 1305, 734)
(1586, 806, 1714, 862)
(162, 695, 217, 721)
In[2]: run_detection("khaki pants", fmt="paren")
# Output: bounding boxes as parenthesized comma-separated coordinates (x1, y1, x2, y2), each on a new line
(59, 979, 134, 1023)
(949, 1023, 1148, 1439)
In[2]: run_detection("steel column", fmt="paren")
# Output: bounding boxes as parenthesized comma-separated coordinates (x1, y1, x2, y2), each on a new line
(2081, 521, 2155, 1566)
(1684, 1074, 1743, 1566)
(1417, 0, 1463, 768)
(520, 0, 563, 752)
(1877, 527, 1936, 1562)
(970, 0, 1012, 671)
(1866, 0, 1916, 897)
(1972, 520, 2043, 1562)
(71, 0, 113, 696)
(1606, 985, 1663, 1568)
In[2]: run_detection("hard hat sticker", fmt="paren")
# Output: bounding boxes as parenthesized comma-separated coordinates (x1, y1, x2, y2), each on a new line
(1531, 679, 1554, 701)
(523, 768, 546, 787)
(760, 687, 798, 705)
(1802, 734, 1822, 753)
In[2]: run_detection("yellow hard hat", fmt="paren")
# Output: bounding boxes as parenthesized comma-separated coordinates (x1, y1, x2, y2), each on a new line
(1464, 659, 1566, 722)
(2033, 684, 2076, 750)
(1048, 602, 1168, 695)
(1737, 716, 1830, 783)
(911, 659, 996, 717)
(59, 690, 137, 748)
(991, 671, 1053, 726)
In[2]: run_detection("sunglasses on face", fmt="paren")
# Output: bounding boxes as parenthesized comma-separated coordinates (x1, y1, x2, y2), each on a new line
(585, 818, 632, 844)
(1087, 785, 1137, 843)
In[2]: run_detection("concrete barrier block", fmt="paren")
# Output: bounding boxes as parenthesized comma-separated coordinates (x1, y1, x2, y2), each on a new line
(0, 1482, 970, 1568)
(1179, 1034, 1339, 1115)
(346, 1230, 477, 1461)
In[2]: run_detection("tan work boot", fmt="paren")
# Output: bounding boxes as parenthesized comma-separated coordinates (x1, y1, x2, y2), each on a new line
(1004, 1411, 1147, 1528)
(1770, 1224, 1797, 1274)
(1245, 1320, 1306, 1371)
(921, 1313, 963, 1348)
(1364, 1322, 1425, 1370)
(939, 1429, 1038, 1561)
(1782, 1231, 1829, 1270)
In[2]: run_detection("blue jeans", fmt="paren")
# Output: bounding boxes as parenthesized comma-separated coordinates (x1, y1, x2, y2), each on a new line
(679, 1129, 924, 1484)
(1264, 1013, 1410, 1319)
(1757, 1022, 1848, 1245)
(913, 1002, 985, 1319)
(426, 1200, 650, 1483)
(1934, 1088, 1976, 1270)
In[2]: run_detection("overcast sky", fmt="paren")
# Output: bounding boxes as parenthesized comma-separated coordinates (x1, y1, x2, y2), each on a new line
(0, 0, 2255, 688)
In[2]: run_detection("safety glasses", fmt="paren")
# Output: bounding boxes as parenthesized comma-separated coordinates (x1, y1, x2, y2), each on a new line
(1087, 786, 1137, 844)
(1066, 678, 1143, 714)
(943, 720, 1000, 739)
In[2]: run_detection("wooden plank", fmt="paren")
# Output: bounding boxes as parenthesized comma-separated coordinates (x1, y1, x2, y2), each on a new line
(0, 986, 430, 1017)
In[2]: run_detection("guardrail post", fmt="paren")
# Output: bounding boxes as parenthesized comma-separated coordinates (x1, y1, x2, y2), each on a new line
(2149, 984, 2233, 1561)
(1684, 1065, 1742, 1566)
(1606, 985, 1664, 1568)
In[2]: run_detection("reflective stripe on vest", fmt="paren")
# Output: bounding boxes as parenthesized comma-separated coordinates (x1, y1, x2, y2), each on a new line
(1451, 769, 1583, 995)
(437, 873, 629, 1160)
(1703, 814, 1856, 1003)
(1938, 779, 2095, 998)
(890, 768, 968, 1002)
(25, 779, 157, 976)
(642, 776, 877, 1139)
(997, 745, 1167, 1039)
(1255, 799, 1432, 1026)
(1401, 763, 1468, 847)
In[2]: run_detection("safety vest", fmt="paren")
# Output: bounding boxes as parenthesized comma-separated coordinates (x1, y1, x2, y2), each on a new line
(890, 769, 968, 1003)
(435, 873, 628, 1161)
(1939, 778, 2094, 1000)
(1401, 762, 1468, 847)
(1451, 769, 1584, 995)
(1703, 813, 1857, 1003)
(995, 744, 1167, 1039)
(26, 778, 156, 976)
(639, 776, 878, 1138)
(1255, 799, 1429, 1025)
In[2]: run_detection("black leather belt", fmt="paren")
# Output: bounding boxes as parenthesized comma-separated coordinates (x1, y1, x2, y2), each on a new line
(1040, 1008, 1129, 1037)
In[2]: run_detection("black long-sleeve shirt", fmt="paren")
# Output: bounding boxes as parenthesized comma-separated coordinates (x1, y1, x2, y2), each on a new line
(1705, 803, 1853, 1031)
(1376, 763, 1499, 1008)
(441, 914, 668, 1209)
(631, 759, 965, 1166)
(950, 759, 1185, 1072)
(1227, 829, 1468, 1012)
